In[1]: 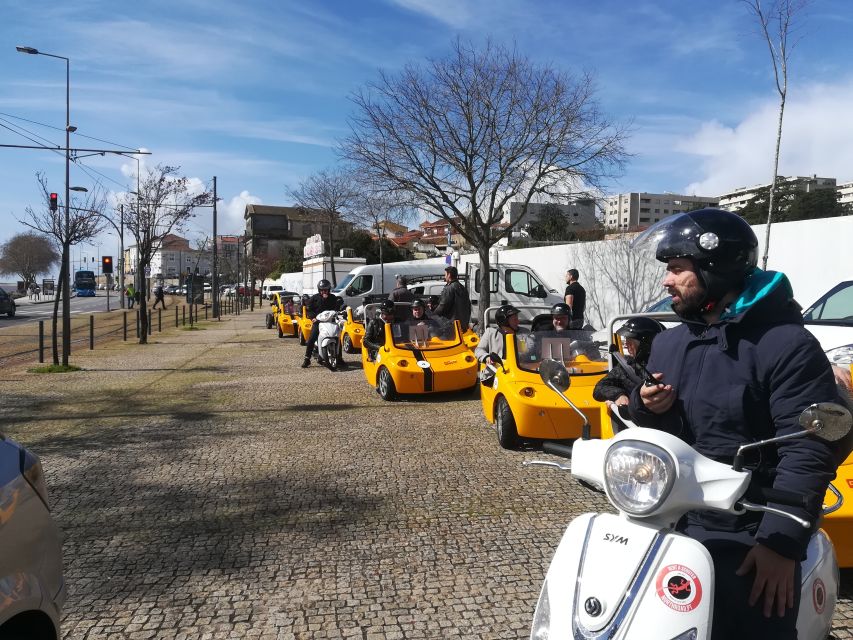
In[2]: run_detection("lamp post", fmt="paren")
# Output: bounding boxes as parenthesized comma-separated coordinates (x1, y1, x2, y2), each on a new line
(17, 45, 74, 364)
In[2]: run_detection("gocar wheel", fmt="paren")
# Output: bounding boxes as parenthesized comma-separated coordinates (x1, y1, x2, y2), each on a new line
(342, 333, 355, 354)
(495, 396, 520, 450)
(377, 367, 397, 401)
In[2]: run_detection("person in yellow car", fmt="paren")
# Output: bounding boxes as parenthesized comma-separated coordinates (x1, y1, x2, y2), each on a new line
(363, 299, 395, 361)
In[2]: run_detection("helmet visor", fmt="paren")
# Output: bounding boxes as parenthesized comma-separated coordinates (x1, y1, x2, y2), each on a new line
(631, 213, 707, 264)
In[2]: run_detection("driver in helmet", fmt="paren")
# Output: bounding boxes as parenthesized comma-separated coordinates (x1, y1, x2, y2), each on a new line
(593, 316, 664, 409)
(627, 208, 849, 639)
(363, 299, 396, 361)
(550, 303, 572, 332)
(474, 304, 528, 366)
(301, 279, 343, 368)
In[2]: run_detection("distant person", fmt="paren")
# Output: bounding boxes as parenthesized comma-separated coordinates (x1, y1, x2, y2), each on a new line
(434, 266, 471, 329)
(407, 299, 439, 328)
(389, 274, 414, 304)
(152, 284, 166, 310)
(126, 284, 136, 309)
(475, 304, 528, 366)
(564, 268, 586, 329)
(426, 295, 440, 313)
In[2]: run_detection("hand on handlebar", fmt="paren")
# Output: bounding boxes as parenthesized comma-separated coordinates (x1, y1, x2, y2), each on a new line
(639, 373, 675, 414)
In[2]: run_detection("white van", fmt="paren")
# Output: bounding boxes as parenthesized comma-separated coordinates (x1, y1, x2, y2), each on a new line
(463, 262, 564, 311)
(332, 263, 447, 308)
(261, 284, 283, 299)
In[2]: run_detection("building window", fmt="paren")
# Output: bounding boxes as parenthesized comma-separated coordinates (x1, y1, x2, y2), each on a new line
(640, 207, 650, 213)
(655, 209, 660, 213)
(639, 217, 650, 223)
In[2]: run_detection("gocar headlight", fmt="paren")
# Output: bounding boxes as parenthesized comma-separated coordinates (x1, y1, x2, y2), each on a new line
(604, 441, 675, 516)
(825, 344, 853, 367)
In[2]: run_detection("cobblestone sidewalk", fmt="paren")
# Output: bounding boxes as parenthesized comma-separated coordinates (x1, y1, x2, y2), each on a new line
(1, 309, 852, 639)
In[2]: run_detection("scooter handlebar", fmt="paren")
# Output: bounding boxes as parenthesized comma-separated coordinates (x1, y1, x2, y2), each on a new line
(748, 486, 811, 510)
(543, 442, 573, 459)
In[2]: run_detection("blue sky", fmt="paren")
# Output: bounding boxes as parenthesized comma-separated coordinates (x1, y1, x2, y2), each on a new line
(2, 0, 852, 262)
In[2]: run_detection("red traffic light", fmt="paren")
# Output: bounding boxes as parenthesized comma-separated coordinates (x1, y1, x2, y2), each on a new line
(49, 192, 58, 212)
(102, 256, 114, 274)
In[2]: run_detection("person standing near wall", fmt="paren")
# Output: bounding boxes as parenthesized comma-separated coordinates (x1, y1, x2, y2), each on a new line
(564, 268, 586, 329)
(435, 266, 471, 329)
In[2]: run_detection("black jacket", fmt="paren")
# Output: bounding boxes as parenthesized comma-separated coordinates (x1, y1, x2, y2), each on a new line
(435, 280, 471, 328)
(593, 356, 642, 402)
(363, 318, 387, 352)
(629, 270, 848, 560)
(306, 292, 342, 319)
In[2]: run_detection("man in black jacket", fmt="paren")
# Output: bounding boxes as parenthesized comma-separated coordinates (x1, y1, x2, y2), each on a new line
(593, 316, 663, 408)
(363, 299, 395, 361)
(628, 209, 848, 639)
(301, 279, 343, 368)
(434, 266, 471, 329)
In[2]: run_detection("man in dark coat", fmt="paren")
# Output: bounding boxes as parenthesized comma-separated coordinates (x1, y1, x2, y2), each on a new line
(301, 279, 343, 368)
(434, 266, 471, 329)
(628, 209, 849, 639)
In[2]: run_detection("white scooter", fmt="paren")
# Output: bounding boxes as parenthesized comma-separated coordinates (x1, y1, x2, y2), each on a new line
(314, 309, 345, 371)
(527, 359, 851, 640)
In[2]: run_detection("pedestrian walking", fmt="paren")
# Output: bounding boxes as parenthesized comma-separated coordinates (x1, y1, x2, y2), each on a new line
(126, 284, 136, 309)
(152, 284, 167, 310)
(564, 268, 586, 329)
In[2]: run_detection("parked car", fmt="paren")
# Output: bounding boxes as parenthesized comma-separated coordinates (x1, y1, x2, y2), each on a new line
(0, 286, 16, 317)
(802, 280, 853, 372)
(0, 435, 65, 637)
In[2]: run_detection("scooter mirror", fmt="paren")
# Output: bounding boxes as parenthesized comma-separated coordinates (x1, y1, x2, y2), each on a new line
(539, 358, 571, 392)
(798, 402, 852, 442)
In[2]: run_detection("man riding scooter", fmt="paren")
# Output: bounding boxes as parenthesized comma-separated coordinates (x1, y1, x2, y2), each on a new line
(628, 209, 851, 639)
(301, 279, 343, 368)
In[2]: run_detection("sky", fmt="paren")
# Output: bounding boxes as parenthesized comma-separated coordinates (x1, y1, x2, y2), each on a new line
(2, 0, 852, 266)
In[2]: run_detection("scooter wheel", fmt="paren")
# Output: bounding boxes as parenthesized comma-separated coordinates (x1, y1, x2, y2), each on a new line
(495, 396, 519, 450)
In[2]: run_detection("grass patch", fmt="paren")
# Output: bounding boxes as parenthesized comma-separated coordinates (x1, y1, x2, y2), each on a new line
(180, 325, 207, 331)
(27, 364, 82, 374)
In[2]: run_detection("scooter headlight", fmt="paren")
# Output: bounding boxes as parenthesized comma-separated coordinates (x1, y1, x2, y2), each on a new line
(604, 441, 675, 516)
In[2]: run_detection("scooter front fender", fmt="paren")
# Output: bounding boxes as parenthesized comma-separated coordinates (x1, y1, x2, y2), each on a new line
(532, 512, 714, 640)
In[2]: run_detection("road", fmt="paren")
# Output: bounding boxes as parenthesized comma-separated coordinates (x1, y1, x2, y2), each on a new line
(11, 292, 137, 324)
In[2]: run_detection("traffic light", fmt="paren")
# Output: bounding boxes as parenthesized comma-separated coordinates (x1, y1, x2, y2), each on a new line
(102, 256, 113, 274)
(49, 192, 58, 212)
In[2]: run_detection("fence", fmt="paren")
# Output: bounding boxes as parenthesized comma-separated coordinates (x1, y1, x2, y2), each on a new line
(0, 296, 251, 366)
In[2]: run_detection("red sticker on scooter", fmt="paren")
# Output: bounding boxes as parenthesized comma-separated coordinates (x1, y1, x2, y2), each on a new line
(813, 578, 826, 614)
(655, 564, 703, 613)
(846, 479, 853, 489)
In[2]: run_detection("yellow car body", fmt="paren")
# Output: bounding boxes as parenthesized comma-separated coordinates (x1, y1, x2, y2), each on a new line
(274, 296, 299, 338)
(340, 307, 366, 354)
(296, 306, 314, 346)
(824, 428, 853, 567)
(362, 319, 478, 400)
(480, 329, 613, 449)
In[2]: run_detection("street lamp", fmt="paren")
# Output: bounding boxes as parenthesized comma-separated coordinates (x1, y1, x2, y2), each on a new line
(18, 45, 74, 365)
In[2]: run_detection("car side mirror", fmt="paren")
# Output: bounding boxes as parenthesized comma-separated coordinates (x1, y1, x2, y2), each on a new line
(534, 284, 547, 298)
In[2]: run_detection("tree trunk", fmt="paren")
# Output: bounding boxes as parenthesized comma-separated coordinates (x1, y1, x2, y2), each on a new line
(138, 264, 149, 344)
(761, 93, 786, 271)
(51, 255, 65, 365)
(477, 246, 491, 329)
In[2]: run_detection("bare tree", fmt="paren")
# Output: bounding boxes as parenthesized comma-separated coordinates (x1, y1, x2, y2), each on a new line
(120, 165, 213, 344)
(20, 173, 107, 364)
(575, 235, 664, 328)
(352, 187, 415, 295)
(288, 167, 359, 287)
(745, 0, 807, 269)
(0, 232, 59, 289)
(344, 39, 627, 324)
(250, 252, 278, 307)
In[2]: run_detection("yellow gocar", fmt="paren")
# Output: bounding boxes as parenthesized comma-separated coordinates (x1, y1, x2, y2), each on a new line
(479, 319, 612, 450)
(823, 376, 853, 568)
(361, 308, 478, 401)
(273, 293, 299, 338)
(340, 307, 366, 354)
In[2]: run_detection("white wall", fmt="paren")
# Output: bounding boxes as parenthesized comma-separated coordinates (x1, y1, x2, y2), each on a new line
(279, 217, 852, 325)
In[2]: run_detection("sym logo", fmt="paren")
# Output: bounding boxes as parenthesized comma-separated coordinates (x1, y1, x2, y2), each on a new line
(604, 533, 629, 545)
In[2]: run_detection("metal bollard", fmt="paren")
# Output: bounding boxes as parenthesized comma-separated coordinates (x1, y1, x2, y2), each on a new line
(182, 306, 186, 326)
(123, 312, 127, 341)
(158, 309, 162, 332)
(39, 320, 44, 363)
(175, 306, 179, 327)
(205, 305, 208, 320)
(148, 312, 153, 335)
(136, 310, 140, 338)
(90, 315, 94, 349)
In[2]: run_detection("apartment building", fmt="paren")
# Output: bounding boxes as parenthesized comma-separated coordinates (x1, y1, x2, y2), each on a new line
(718, 175, 837, 211)
(124, 234, 212, 279)
(837, 181, 853, 210)
(603, 192, 719, 230)
(504, 200, 599, 230)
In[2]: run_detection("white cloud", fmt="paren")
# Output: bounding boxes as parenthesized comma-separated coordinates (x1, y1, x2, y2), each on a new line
(679, 78, 853, 195)
(385, 0, 473, 27)
(221, 190, 262, 235)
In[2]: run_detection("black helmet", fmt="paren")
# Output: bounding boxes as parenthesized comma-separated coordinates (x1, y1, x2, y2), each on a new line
(495, 304, 520, 327)
(550, 303, 572, 318)
(317, 279, 332, 291)
(616, 317, 665, 362)
(411, 298, 425, 310)
(633, 209, 758, 303)
(427, 295, 439, 307)
(379, 299, 396, 315)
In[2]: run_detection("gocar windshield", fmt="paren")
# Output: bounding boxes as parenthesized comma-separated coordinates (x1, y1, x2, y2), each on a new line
(513, 329, 606, 375)
(390, 319, 461, 350)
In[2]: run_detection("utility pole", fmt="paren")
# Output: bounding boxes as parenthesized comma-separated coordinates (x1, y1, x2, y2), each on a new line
(212, 176, 219, 318)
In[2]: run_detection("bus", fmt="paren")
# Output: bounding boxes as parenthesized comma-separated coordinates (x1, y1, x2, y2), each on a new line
(74, 270, 97, 297)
